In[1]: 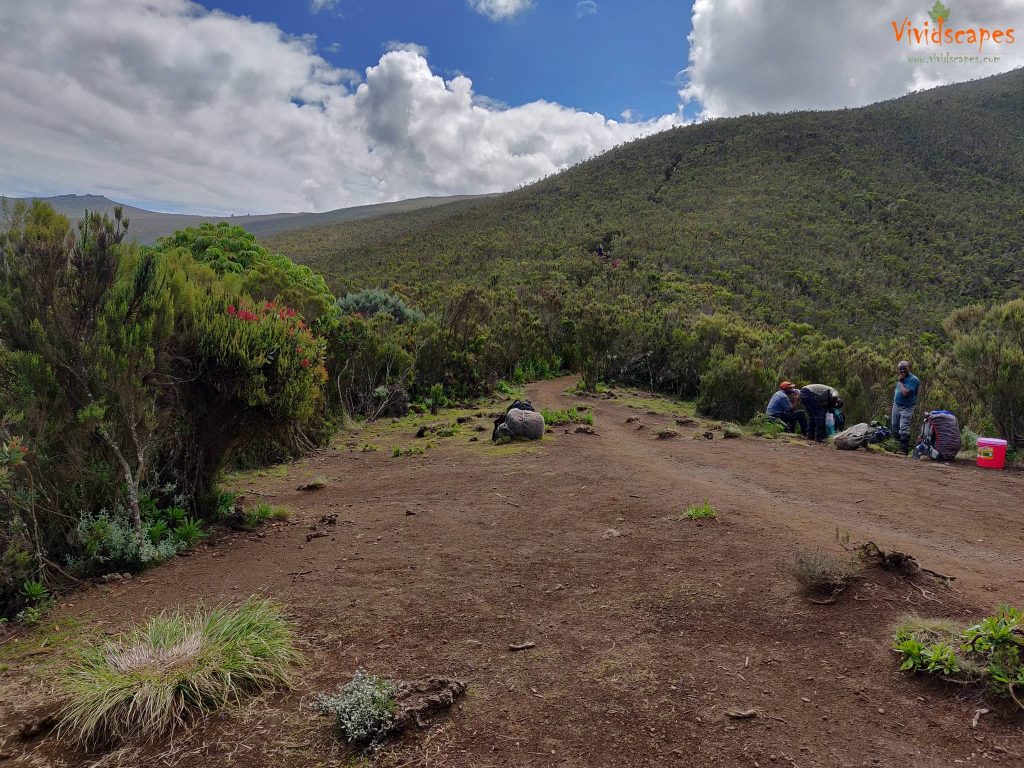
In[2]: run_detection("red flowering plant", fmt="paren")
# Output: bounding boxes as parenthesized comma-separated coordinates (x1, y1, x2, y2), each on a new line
(217, 298, 328, 403)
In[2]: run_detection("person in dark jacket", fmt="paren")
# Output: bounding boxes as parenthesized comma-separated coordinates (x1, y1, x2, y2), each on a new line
(766, 381, 807, 434)
(799, 384, 843, 443)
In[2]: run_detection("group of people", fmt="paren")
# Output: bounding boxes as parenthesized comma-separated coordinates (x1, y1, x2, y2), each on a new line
(766, 361, 922, 453)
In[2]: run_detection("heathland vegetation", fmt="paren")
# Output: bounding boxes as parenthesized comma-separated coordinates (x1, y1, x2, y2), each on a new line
(1, 69, 1023, 625)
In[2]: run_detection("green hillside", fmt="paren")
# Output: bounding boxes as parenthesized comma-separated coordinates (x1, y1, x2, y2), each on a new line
(266, 68, 1024, 340)
(1, 193, 489, 245)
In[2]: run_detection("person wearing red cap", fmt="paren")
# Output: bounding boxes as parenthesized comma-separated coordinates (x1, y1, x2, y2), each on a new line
(766, 381, 807, 435)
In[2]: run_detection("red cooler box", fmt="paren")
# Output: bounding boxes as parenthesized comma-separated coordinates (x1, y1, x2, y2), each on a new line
(976, 437, 1007, 469)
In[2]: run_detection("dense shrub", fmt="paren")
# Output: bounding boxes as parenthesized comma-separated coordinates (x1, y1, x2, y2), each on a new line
(0, 204, 329, 610)
(946, 300, 1024, 447)
(337, 288, 424, 324)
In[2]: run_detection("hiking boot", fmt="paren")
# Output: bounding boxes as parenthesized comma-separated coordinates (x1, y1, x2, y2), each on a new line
(899, 436, 911, 455)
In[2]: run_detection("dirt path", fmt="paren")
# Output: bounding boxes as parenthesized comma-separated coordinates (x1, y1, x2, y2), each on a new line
(3, 377, 1022, 767)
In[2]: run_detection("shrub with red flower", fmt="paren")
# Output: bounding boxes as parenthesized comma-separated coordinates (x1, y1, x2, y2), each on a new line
(221, 299, 327, 385)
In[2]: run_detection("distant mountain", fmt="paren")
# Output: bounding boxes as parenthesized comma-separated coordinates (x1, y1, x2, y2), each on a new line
(265, 68, 1024, 339)
(1, 193, 490, 245)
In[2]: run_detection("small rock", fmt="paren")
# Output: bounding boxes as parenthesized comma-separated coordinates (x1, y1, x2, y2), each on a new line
(656, 429, 679, 440)
(575, 426, 597, 435)
(724, 428, 742, 439)
(602, 528, 621, 539)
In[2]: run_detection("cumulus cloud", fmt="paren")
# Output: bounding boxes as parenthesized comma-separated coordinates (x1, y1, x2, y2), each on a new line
(467, 0, 534, 22)
(0, 0, 676, 214)
(682, 0, 1024, 118)
(383, 40, 429, 57)
(576, 1, 598, 19)
(310, 0, 338, 14)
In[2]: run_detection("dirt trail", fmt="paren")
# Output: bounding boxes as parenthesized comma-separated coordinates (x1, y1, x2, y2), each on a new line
(3, 377, 1022, 767)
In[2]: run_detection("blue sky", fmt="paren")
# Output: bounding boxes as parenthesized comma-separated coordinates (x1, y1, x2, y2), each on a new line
(201, 0, 695, 122)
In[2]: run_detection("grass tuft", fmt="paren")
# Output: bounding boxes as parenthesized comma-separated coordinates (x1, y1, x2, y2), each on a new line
(681, 499, 716, 520)
(245, 501, 290, 528)
(541, 407, 593, 426)
(792, 549, 859, 591)
(57, 597, 300, 747)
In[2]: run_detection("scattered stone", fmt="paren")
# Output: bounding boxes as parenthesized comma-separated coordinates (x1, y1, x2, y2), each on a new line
(416, 425, 428, 438)
(456, 416, 472, 424)
(726, 709, 759, 720)
(656, 429, 679, 439)
(602, 528, 621, 539)
(575, 425, 597, 435)
(474, 424, 487, 432)
(305, 531, 327, 542)
(319, 513, 338, 526)
(626, 416, 640, 424)
(646, 410, 659, 416)
(509, 641, 536, 652)
(701, 431, 715, 440)
(675, 417, 698, 426)
(469, 436, 479, 442)
(406, 509, 418, 516)
(724, 428, 742, 439)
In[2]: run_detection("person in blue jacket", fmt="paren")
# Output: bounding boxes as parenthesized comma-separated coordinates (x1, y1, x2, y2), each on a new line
(892, 360, 921, 455)
(766, 381, 807, 435)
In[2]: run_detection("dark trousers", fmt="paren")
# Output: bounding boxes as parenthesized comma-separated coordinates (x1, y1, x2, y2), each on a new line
(782, 411, 806, 436)
(777, 410, 809, 435)
(799, 389, 826, 442)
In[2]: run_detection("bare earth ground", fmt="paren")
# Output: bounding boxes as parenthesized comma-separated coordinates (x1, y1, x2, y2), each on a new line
(2, 376, 1023, 767)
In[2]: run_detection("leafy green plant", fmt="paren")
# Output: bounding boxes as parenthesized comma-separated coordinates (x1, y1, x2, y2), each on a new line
(315, 669, 398, 749)
(894, 605, 1023, 709)
(15, 604, 46, 627)
(57, 598, 300, 746)
(21, 579, 48, 603)
(682, 499, 716, 520)
(172, 518, 205, 548)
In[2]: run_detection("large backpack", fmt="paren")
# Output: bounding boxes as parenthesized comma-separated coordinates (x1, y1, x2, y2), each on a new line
(922, 410, 961, 460)
(833, 423, 875, 450)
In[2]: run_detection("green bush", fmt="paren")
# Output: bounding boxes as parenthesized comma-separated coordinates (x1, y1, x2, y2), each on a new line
(697, 350, 776, 423)
(337, 288, 423, 324)
(0, 204, 332, 612)
(946, 300, 1024, 447)
(315, 669, 398, 748)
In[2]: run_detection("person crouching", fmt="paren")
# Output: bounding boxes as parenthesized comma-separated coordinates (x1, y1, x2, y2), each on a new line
(766, 381, 807, 435)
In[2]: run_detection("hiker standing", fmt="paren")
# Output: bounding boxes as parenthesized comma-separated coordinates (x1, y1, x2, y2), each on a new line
(798, 384, 842, 443)
(766, 381, 807, 435)
(892, 360, 920, 455)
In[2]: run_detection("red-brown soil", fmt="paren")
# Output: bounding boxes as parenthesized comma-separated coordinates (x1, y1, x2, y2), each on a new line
(2, 377, 1022, 767)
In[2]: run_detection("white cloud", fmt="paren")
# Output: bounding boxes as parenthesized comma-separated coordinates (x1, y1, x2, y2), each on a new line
(323, 41, 342, 54)
(576, 1, 598, 19)
(467, 0, 534, 22)
(682, 0, 1024, 118)
(310, 0, 338, 14)
(383, 40, 429, 57)
(0, 0, 677, 214)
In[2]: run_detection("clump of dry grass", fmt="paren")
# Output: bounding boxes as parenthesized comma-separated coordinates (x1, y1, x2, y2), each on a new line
(58, 597, 300, 747)
(792, 549, 860, 594)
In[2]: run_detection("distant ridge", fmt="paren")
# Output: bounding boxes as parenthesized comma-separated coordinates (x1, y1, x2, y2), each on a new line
(0, 193, 491, 245)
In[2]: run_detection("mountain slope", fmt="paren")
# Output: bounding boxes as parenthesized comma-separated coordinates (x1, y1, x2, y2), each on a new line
(266, 68, 1024, 339)
(1, 193, 490, 246)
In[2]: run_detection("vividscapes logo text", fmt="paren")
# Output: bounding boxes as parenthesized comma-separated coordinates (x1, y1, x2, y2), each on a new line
(892, 2, 1015, 52)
